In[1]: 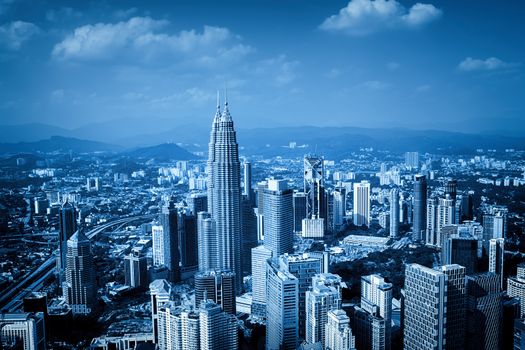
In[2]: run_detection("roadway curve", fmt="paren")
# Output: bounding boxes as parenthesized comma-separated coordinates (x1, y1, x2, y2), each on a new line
(0, 215, 154, 312)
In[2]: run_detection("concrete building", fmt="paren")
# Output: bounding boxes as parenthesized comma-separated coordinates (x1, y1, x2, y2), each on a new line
(489, 238, 505, 289)
(353, 181, 370, 227)
(194, 269, 236, 314)
(124, 247, 148, 289)
(325, 310, 356, 350)
(412, 175, 427, 242)
(0, 312, 46, 350)
(199, 299, 238, 350)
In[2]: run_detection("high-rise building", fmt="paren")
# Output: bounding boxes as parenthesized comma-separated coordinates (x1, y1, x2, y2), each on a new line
(187, 192, 208, 216)
(278, 253, 323, 339)
(160, 200, 180, 282)
(389, 188, 399, 238)
(305, 274, 343, 347)
(442, 236, 478, 274)
(205, 98, 243, 290)
(194, 270, 236, 314)
(263, 179, 294, 256)
(325, 310, 356, 350)
(157, 304, 200, 350)
(266, 258, 299, 350)
(404, 152, 419, 169)
(58, 201, 76, 274)
(353, 181, 370, 227)
(255, 180, 268, 241)
(304, 155, 326, 222)
(412, 175, 427, 242)
(152, 224, 165, 267)
(293, 192, 307, 233)
(251, 245, 273, 318)
(360, 274, 393, 350)
(332, 187, 346, 233)
(445, 179, 458, 201)
(514, 318, 525, 350)
(489, 238, 505, 289)
(441, 264, 466, 350)
(404, 263, 446, 350)
(124, 247, 148, 289)
(197, 211, 216, 272)
(352, 305, 386, 350)
(63, 230, 96, 316)
(0, 312, 46, 350)
(177, 212, 199, 271)
(508, 264, 525, 318)
(241, 172, 257, 275)
(150, 279, 172, 344)
(466, 273, 503, 350)
(426, 195, 455, 247)
(482, 206, 507, 253)
(199, 299, 238, 350)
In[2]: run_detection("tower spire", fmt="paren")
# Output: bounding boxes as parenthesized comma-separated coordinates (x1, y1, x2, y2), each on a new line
(214, 90, 221, 121)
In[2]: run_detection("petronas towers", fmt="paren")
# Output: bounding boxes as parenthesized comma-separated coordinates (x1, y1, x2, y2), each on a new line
(199, 94, 242, 291)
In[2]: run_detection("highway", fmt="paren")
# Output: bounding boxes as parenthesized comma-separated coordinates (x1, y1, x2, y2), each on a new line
(0, 214, 154, 312)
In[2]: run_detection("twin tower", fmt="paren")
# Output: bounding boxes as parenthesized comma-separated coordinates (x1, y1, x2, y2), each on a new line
(198, 94, 243, 291)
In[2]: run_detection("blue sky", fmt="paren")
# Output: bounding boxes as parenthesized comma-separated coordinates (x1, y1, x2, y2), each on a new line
(0, 0, 524, 134)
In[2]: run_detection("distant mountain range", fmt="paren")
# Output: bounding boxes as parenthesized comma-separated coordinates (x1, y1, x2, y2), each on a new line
(1, 122, 524, 159)
(124, 143, 199, 161)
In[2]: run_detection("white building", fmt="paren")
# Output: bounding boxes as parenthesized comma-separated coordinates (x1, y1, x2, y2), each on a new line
(325, 310, 356, 350)
(152, 224, 165, 267)
(0, 313, 46, 350)
(199, 300, 237, 350)
(353, 181, 370, 227)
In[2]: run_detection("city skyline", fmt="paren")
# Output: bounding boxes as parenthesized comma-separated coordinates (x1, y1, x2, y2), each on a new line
(0, 0, 524, 136)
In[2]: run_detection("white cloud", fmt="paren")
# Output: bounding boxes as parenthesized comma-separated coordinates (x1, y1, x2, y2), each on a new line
(113, 7, 138, 20)
(358, 80, 390, 90)
(0, 21, 40, 50)
(458, 57, 519, 72)
(320, 0, 442, 36)
(255, 55, 300, 86)
(52, 17, 253, 66)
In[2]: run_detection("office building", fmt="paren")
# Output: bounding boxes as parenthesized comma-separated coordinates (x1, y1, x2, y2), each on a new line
(199, 299, 238, 350)
(241, 178, 257, 275)
(353, 181, 370, 227)
(404, 264, 446, 350)
(187, 192, 207, 216)
(157, 304, 200, 350)
(352, 305, 386, 350)
(263, 179, 294, 256)
(205, 98, 243, 290)
(58, 201, 76, 273)
(304, 155, 326, 222)
(441, 264, 466, 350)
(124, 247, 148, 289)
(293, 192, 307, 233)
(404, 152, 419, 169)
(332, 187, 346, 233)
(160, 200, 180, 283)
(0, 312, 46, 350)
(466, 273, 503, 350)
(266, 258, 299, 350)
(412, 175, 427, 242)
(360, 274, 392, 350)
(389, 188, 399, 238)
(325, 310, 356, 350)
(150, 279, 172, 344)
(442, 236, 478, 274)
(152, 224, 165, 267)
(305, 273, 343, 346)
(177, 212, 199, 271)
(194, 270, 236, 314)
(63, 230, 96, 316)
(197, 211, 216, 271)
(508, 264, 525, 318)
(489, 238, 505, 289)
(251, 245, 273, 318)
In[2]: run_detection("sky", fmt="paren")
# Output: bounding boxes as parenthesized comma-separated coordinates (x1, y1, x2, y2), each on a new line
(0, 0, 524, 135)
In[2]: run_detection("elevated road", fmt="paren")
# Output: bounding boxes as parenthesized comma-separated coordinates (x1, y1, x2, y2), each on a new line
(0, 215, 154, 311)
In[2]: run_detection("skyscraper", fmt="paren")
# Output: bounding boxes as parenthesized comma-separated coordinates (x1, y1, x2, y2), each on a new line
(199, 299, 238, 350)
(353, 181, 370, 227)
(325, 310, 356, 350)
(205, 97, 242, 290)
(194, 269, 236, 314)
(124, 247, 148, 289)
(263, 179, 294, 256)
(389, 188, 399, 238)
(305, 273, 343, 347)
(177, 211, 199, 272)
(0, 312, 46, 350)
(413, 175, 427, 242)
(150, 279, 172, 344)
(404, 152, 419, 169)
(441, 264, 466, 350)
(241, 162, 257, 275)
(304, 155, 326, 221)
(442, 236, 478, 274)
(332, 187, 346, 233)
(63, 230, 96, 316)
(404, 263, 446, 350)
(507, 264, 525, 318)
(489, 238, 504, 289)
(293, 192, 307, 233)
(266, 258, 299, 350)
(251, 245, 273, 318)
(152, 224, 165, 267)
(58, 201, 76, 274)
(466, 273, 503, 350)
(157, 304, 200, 350)
(360, 274, 393, 350)
(159, 200, 180, 282)
(197, 211, 216, 272)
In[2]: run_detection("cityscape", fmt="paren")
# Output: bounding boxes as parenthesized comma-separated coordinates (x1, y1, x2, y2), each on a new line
(1, 1, 525, 350)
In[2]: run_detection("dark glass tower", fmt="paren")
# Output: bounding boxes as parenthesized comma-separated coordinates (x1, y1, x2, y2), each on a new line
(160, 200, 180, 282)
(412, 175, 427, 242)
(58, 201, 76, 273)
